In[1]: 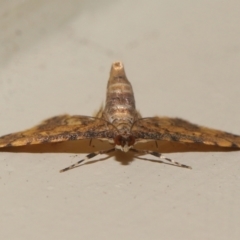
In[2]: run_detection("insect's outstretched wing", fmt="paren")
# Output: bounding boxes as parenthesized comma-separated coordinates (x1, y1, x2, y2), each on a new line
(0, 115, 116, 148)
(131, 117, 240, 148)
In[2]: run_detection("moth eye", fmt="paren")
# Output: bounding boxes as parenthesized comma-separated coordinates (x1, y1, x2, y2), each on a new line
(114, 135, 122, 145)
(128, 135, 135, 146)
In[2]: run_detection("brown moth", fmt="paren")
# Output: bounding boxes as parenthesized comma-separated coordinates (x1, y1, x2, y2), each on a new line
(0, 61, 240, 172)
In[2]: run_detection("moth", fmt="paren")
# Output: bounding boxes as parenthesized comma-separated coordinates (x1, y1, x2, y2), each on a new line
(0, 61, 240, 172)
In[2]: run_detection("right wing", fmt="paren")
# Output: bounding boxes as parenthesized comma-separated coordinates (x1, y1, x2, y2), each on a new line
(131, 117, 240, 148)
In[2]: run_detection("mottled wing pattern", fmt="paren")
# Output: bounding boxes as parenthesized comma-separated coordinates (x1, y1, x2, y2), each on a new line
(0, 115, 117, 148)
(131, 117, 240, 148)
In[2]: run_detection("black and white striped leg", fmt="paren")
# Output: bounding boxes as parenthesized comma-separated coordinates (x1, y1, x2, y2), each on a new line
(131, 149, 192, 169)
(60, 148, 115, 173)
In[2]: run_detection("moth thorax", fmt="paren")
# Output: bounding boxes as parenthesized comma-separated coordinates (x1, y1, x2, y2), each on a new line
(112, 120, 132, 132)
(114, 135, 135, 152)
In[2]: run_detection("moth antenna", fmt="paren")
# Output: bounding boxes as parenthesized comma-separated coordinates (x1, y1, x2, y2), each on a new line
(60, 148, 115, 173)
(130, 149, 192, 169)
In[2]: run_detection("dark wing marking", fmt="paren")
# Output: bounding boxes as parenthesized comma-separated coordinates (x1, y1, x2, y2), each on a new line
(0, 115, 117, 148)
(131, 117, 240, 148)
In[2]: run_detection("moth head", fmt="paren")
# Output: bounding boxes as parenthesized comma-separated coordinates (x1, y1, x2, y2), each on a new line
(114, 135, 135, 152)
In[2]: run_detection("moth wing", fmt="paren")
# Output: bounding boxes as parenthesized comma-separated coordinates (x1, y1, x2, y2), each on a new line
(0, 115, 116, 147)
(131, 117, 240, 148)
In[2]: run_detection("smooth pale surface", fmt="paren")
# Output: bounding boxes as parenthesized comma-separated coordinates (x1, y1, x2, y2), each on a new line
(0, 1, 240, 240)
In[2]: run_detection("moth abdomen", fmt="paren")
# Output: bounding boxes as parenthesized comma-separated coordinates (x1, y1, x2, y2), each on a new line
(104, 62, 138, 131)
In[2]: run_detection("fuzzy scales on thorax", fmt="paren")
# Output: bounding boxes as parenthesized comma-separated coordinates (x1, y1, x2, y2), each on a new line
(102, 62, 141, 136)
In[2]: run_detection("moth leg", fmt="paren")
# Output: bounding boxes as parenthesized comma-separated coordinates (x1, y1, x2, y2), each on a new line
(131, 149, 192, 169)
(60, 148, 115, 173)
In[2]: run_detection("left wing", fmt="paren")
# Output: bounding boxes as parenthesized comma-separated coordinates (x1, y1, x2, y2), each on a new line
(0, 115, 117, 148)
(131, 117, 240, 148)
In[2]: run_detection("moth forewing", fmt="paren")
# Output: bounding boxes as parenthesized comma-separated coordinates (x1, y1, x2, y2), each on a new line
(0, 115, 117, 148)
(131, 117, 240, 148)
